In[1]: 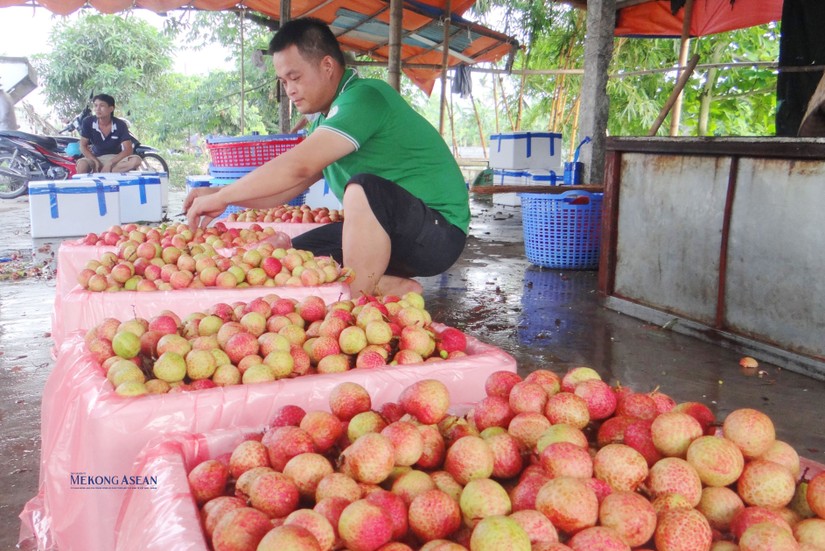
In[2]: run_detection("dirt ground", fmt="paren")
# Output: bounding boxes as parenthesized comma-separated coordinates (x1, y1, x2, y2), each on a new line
(0, 191, 824, 550)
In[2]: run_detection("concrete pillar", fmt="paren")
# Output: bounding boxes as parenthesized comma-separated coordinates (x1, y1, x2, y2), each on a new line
(578, 0, 615, 184)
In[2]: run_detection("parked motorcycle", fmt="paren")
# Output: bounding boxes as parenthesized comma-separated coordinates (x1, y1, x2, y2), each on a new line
(0, 105, 169, 199)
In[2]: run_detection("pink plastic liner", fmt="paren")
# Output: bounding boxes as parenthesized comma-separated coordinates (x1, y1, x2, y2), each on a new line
(55, 240, 117, 302)
(51, 283, 350, 351)
(20, 327, 517, 551)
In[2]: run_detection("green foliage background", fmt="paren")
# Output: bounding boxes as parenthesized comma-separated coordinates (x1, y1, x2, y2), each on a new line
(33, 9, 782, 185)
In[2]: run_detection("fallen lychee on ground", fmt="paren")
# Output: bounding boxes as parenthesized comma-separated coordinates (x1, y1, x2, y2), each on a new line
(184, 371, 825, 551)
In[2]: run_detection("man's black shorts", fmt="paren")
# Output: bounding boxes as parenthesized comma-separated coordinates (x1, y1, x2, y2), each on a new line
(291, 173, 467, 278)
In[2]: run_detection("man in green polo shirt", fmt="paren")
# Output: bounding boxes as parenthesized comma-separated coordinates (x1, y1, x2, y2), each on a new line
(186, 17, 469, 298)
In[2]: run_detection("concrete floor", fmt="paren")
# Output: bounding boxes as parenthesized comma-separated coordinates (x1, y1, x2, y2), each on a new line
(0, 191, 824, 549)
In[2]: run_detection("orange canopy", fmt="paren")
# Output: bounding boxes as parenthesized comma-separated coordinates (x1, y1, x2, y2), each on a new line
(615, 0, 782, 38)
(0, 0, 518, 94)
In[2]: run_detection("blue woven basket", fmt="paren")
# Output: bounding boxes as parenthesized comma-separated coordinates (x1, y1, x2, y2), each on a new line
(519, 191, 603, 270)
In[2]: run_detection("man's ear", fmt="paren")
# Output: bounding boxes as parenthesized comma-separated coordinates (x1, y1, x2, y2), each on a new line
(321, 55, 336, 77)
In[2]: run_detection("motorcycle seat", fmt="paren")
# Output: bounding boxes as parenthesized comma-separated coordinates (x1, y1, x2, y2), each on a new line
(0, 130, 58, 150)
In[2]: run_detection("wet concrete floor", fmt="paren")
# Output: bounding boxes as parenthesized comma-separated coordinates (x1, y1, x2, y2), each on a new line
(0, 191, 824, 549)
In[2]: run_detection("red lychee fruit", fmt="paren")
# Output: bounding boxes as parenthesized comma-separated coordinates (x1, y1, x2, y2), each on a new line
(399, 379, 450, 425)
(408, 489, 461, 542)
(654, 508, 712, 551)
(337, 500, 394, 551)
(188, 459, 229, 505)
(484, 370, 523, 399)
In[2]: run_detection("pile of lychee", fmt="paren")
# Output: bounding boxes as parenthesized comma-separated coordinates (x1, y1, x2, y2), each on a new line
(225, 205, 343, 224)
(78, 222, 278, 249)
(186, 369, 825, 551)
(88, 292, 469, 397)
(76, 234, 350, 292)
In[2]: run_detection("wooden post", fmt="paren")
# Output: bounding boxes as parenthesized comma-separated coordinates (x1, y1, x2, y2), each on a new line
(240, 11, 245, 135)
(670, 0, 695, 136)
(388, 0, 403, 91)
(438, 0, 452, 135)
(648, 54, 700, 136)
(279, 0, 292, 133)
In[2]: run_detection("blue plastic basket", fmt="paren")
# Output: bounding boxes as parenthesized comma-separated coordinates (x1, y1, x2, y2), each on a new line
(208, 165, 256, 179)
(208, 177, 307, 218)
(287, 191, 308, 207)
(519, 191, 603, 270)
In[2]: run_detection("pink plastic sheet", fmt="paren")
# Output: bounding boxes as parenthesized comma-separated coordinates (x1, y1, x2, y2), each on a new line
(54, 240, 117, 302)
(20, 327, 517, 551)
(51, 283, 350, 351)
(221, 222, 327, 237)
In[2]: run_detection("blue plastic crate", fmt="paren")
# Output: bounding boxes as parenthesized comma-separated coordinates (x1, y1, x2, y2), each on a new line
(519, 191, 603, 270)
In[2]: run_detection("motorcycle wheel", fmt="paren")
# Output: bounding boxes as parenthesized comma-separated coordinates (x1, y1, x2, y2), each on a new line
(139, 152, 170, 174)
(0, 153, 30, 199)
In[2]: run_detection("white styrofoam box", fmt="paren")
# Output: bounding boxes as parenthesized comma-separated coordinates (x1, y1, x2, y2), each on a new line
(29, 179, 120, 238)
(492, 169, 529, 186)
(128, 170, 169, 211)
(75, 173, 162, 223)
(492, 192, 521, 207)
(526, 168, 560, 186)
(304, 179, 342, 210)
(489, 131, 562, 170)
(118, 175, 162, 222)
(185, 175, 212, 197)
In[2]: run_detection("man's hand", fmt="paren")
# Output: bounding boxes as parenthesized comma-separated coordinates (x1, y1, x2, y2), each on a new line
(185, 187, 227, 229)
(87, 157, 102, 172)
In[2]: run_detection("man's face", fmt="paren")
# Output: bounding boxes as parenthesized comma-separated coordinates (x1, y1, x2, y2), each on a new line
(273, 45, 337, 115)
(93, 100, 114, 119)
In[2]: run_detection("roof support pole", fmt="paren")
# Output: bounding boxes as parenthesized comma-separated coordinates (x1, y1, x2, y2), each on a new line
(279, 0, 292, 133)
(438, 0, 452, 135)
(578, 0, 615, 184)
(670, 0, 695, 135)
(388, 0, 403, 91)
(240, 10, 245, 135)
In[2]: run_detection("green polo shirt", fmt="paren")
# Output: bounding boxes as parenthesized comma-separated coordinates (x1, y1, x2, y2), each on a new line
(309, 69, 470, 233)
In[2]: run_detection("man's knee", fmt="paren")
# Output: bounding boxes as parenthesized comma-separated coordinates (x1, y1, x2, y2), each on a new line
(342, 182, 369, 210)
(75, 159, 92, 173)
(116, 155, 142, 171)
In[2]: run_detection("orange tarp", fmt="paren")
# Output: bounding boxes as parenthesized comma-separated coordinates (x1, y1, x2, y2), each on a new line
(0, 0, 517, 94)
(615, 0, 782, 38)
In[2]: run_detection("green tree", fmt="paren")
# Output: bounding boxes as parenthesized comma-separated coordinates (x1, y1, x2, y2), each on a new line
(182, 11, 283, 132)
(33, 13, 174, 120)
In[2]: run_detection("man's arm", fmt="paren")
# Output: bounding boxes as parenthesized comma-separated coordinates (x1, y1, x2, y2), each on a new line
(186, 128, 354, 227)
(100, 139, 134, 172)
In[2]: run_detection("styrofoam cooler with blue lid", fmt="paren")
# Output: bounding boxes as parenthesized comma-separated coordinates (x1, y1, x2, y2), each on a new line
(29, 179, 120, 238)
(488, 131, 563, 170)
(128, 170, 169, 212)
(74, 173, 162, 222)
(527, 169, 559, 186)
(185, 175, 212, 197)
(491, 169, 529, 186)
(491, 169, 528, 207)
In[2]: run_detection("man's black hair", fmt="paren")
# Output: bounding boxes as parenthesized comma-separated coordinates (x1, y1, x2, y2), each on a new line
(268, 18, 346, 67)
(93, 94, 116, 108)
